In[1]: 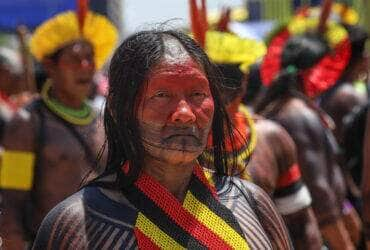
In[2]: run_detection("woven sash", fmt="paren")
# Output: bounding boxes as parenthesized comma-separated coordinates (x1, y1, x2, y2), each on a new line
(122, 163, 249, 249)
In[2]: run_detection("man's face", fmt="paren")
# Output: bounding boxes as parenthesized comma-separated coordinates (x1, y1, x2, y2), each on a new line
(51, 41, 95, 102)
(136, 57, 214, 165)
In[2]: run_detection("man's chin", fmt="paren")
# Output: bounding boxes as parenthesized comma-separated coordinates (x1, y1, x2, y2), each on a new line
(146, 147, 202, 165)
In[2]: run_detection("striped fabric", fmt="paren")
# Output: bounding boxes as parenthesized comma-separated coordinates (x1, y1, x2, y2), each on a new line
(33, 172, 291, 249)
(123, 163, 250, 249)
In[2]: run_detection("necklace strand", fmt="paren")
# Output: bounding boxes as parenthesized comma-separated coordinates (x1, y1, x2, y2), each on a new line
(41, 81, 96, 125)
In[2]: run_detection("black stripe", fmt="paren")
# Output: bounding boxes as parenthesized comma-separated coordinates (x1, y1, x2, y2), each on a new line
(123, 184, 206, 249)
(108, 229, 128, 249)
(273, 181, 303, 198)
(51, 207, 79, 250)
(95, 225, 116, 250)
(189, 174, 246, 239)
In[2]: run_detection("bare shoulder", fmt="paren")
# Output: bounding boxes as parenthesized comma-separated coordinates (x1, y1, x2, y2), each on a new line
(255, 118, 296, 168)
(255, 118, 294, 146)
(33, 186, 138, 249)
(276, 99, 326, 143)
(329, 83, 367, 108)
(32, 191, 87, 249)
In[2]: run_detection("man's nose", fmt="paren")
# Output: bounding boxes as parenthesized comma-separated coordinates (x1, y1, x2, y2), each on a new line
(80, 59, 95, 70)
(170, 100, 196, 124)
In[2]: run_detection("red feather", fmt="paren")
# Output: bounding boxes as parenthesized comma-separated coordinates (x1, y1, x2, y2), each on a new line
(189, 0, 207, 48)
(77, 0, 89, 34)
(216, 8, 231, 32)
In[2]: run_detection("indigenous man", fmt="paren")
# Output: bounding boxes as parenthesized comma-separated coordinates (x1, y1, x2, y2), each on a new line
(0, 6, 118, 249)
(199, 31, 322, 249)
(33, 29, 292, 249)
(255, 7, 357, 249)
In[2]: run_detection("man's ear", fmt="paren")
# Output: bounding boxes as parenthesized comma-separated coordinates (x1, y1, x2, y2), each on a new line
(42, 58, 56, 76)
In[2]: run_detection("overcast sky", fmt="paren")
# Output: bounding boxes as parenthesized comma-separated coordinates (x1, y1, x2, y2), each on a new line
(122, 0, 245, 34)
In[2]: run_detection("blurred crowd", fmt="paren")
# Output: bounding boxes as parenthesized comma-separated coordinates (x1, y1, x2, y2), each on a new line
(0, 0, 369, 249)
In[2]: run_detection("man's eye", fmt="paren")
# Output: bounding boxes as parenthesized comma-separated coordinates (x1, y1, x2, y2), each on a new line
(153, 91, 170, 98)
(191, 92, 207, 98)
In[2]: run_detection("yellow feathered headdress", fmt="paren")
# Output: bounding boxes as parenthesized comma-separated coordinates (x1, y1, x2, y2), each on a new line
(189, 0, 265, 73)
(29, 1, 118, 69)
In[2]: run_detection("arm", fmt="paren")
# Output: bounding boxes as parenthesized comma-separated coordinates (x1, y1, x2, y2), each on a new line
(32, 194, 87, 250)
(278, 107, 354, 250)
(0, 110, 37, 249)
(259, 120, 322, 249)
(362, 108, 370, 249)
(243, 181, 293, 250)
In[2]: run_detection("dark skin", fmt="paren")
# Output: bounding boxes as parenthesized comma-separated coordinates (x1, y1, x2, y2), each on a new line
(320, 84, 364, 245)
(270, 97, 354, 250)
(321, 83, 367, 147)
(320, 57, 367, 246)
(0, 41, 105, 249)
(225, 85, 322, 249)
(249, 118, 322, 249)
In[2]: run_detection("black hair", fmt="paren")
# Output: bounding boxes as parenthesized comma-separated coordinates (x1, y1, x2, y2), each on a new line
(103, 29, 237, 188)
(242, 62, 265, 105)
(216, 63, 244, 104)
(344, 24, 368, 64)
(339, 24, 369, 81)
(255, 33, 329, 115)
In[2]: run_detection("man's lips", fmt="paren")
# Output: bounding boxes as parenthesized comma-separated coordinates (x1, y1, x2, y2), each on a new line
(77, 78, 92, 85)
(164, 134, 199, 140)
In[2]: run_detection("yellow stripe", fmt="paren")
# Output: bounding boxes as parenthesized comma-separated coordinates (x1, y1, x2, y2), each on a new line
(135, 213, 185, 250)
(0, 150, 35, 190)
(202, 168, 215, 187)
(183, 192, 249, 249)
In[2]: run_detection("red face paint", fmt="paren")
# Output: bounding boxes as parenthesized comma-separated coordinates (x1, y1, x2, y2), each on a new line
(136, 57, 214, 164)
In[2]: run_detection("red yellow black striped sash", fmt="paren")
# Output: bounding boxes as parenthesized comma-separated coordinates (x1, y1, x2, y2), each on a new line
(121, 163, 249, 249)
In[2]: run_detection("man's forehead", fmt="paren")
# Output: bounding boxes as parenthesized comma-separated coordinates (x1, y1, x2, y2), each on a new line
(162, 36, 189, 62)
(62, 40, 94, 55)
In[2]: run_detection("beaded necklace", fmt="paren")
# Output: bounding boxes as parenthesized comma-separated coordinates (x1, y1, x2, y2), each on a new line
(41, 81, 96, 126)
(202, 104, 257, 179)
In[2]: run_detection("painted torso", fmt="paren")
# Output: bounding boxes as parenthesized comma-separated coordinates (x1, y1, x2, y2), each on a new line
(33, 174, 292, 249)
(2, 98, 106, 235)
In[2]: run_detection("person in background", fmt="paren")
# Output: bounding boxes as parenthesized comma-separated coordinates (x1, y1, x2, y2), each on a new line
(255, 8, 357, 249)
(200, 30, 322, 249)
(0, 3, 118, 248)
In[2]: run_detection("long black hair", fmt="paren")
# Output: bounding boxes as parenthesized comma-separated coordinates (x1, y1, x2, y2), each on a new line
(103, 29, 237, 188)
(255, 33, 329, 115)
(339, 23, 369, 81)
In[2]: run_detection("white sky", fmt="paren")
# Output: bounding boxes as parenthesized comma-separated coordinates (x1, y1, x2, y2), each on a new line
(122, 0, 245, 35)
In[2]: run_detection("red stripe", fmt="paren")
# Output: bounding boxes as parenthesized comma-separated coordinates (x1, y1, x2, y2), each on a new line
(277, 163, 302, 188)
(135, 172, 232, 249)
(193, 165, 218, 199)
(134, 227, 161, 250)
